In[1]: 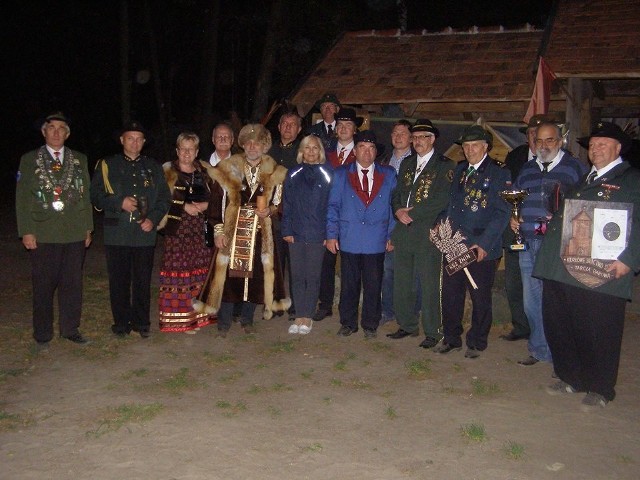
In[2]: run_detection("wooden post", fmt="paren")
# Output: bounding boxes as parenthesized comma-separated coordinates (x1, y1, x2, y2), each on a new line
(565, 78, 593, 164)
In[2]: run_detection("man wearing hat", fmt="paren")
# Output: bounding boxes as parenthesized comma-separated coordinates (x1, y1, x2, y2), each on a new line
(91, 121, 171, 338)
(386, 119, 455, 349)
(308, 93, 341, 150)
(499, 115, 551, 342)
(312, 106, 363, 321)
(16, 112, 94, 347)
(533, 121, 639, 411)
(326, 131, 396, 338)
(434, 125, 511, 358)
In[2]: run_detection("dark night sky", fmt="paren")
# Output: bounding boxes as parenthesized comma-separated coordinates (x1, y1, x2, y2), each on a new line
(3, 0, 552, 173)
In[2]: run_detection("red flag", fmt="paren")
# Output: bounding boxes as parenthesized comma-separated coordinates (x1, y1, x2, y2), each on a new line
(523, 57, 557, 124)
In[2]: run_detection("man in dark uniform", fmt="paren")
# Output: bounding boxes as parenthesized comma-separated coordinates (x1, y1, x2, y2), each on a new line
(268, 110, 303, 320)
(91, 121, 171, 338)
(534, 122, 639, 411)
(434, 125, 511, 358)
(307, 93, 340, 150)
(16, 112, 93, 347)
(387, 119, 455, 349)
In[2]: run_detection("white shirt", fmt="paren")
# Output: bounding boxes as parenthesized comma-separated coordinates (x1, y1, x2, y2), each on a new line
(528, 149, 536, 161)
(337, 141, 354, 164)
(357, 162, 374, 194)
(414, 149, 435, 181)
(589, 157, 624, 181)
(209, 150, 231, 167)
(536, 149, 563, 173)
(46, 145, 65, 164)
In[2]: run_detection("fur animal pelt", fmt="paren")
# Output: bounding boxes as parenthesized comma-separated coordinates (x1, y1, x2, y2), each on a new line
(194, 154, 290, 319)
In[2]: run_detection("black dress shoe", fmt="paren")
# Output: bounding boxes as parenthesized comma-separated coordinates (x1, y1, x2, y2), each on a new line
(336, 325, 357, 336)
(386, 328, 418, 339)
(418, 336, 438, 349)
(131, 326, 150, 338)
(312, 309, 332, 321)
(517, 356, 539, 366)
(499, 332, 529, 341)
(63, 333, 90, 345)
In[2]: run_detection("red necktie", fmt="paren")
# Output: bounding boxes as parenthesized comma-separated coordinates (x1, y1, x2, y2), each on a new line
(53, 151, 62, 171)
(362, 169, 370, 200)
(338, 147, 345, 164)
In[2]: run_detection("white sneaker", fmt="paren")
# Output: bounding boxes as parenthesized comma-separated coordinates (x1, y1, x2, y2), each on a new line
(288, 324, 299, 334)
(298, 318, 313, 335)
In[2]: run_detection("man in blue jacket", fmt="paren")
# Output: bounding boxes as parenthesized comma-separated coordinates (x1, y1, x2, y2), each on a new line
(326, 131, 396, 338)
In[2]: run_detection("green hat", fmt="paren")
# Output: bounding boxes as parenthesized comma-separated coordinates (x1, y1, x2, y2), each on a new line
(456, 125, 493, 146)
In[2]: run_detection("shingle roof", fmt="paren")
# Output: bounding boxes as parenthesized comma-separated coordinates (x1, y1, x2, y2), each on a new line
(291, 26, 543, 115)
(545, 0, 640, 78)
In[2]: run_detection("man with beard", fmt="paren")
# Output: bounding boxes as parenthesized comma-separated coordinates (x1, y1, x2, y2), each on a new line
(510, 122, 585, 366)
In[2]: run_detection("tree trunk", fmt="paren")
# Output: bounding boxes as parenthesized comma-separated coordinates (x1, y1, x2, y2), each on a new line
(143, 0, 171, 162)
(250, 0, 286, 122)
(197, 0, 221, 149)
(120, 0, 131, 124)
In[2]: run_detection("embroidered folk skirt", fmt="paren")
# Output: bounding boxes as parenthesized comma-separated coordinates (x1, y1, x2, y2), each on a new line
(159, 213, 215, 332)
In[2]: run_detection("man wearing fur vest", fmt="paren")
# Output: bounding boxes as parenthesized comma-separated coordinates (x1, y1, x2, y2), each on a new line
(196, 123, 291, 336)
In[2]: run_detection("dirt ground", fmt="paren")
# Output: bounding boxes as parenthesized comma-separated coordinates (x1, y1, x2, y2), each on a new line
(1, 208, 639, 480)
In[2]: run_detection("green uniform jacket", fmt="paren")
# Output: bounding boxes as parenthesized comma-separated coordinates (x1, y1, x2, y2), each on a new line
(533, 162, 640, 300)
(16, 146, 93, 243)
(91, 154, 171, 247)
(391, 152, 455, 249)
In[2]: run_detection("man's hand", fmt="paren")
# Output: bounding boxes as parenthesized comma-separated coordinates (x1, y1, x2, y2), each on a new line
(22, 234, 37, 250)
(509, 217, 520, 233)
(605, 260, 631, 279)
(214, 235, 227, 249)
(140, 218, 154, 232)
(122, 196, 138, 213)
(256, 207, 271, 219)
(395, 207, 414, 225)
(386, 239, 394, 252)
(85, 231, 93, 248)
(326, 239, 339, 254)
(283, 236, 294, 244)
(470, 244, 487, 262)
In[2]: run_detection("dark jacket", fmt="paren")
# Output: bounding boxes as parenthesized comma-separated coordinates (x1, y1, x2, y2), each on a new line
(281, 163, 333, 243)
(533, 162, 640, 300)
(447, 156, 511, 261)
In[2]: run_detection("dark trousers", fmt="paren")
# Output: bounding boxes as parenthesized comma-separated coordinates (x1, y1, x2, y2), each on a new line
(504, 248, 530, 337)
(105, 245, 155, 334)
(339, 251, 384, 331)
(317, 249, 337, 312)
(442, 258, 497, 350)
(543, 280, 626, 401)
(218, 301, 257, 330)
(30, 242, 85, 342)
(289, 242, 325, 318)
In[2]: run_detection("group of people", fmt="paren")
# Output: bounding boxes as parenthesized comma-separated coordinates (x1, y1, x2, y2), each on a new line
(16, 97, 639, 411)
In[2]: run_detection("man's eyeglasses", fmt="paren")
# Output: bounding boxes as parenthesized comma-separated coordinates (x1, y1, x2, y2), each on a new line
(535, 138, 560, 146)
(411, 134, 434, 140)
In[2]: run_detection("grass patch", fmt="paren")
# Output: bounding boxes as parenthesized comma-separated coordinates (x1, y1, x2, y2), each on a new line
(247, 384, 268, 394)
(460, 422, 487, 442)
(215, 400, 247, 417)
(122, 368, 148, 380)
(302, 442, 323, 453)
(330, 378, 342, 386)
(267, 405, 281, 417)
(300, 369, 314, 379)
(271, 383, 293, 392)
(0, 410, 29, 431)
(255, 363, 268, 369)
(163, 367, 200, 394)
(504, 440, 525, 459)
(333, 360, 348, 371)
(618, 455, 634, 464)
(385, 406, 397, 419)
(203, 351, 235, 366)
(406, 359, 432, 378)
(268, 340, 295, 353)
(471, 378, 500, 396)
(350, 378, 372, 390)
(87, 402, 164, 437)
(323, 397, 332, 405)
(368, 341, 392, 352)
(0, 368, 27, 383)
